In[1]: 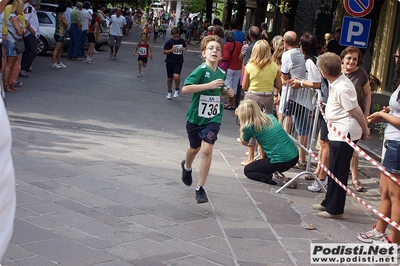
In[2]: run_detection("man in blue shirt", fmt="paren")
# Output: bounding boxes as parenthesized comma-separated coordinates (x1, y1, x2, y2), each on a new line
(230, 18, 245, 44)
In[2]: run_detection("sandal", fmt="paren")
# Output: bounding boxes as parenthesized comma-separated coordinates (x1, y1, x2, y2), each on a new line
(4, 85, 16, 92)
(285, 178, 297, 189)
(352, 181, 364, 192)
(304, 173, 317, 180)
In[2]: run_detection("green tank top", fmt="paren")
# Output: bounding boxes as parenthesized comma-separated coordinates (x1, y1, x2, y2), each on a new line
(55, 13, 65, 36)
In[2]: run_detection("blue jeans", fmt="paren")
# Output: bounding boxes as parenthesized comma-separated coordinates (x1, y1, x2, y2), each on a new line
(80, 30, 87, 56)
(68, 24, 81, 58)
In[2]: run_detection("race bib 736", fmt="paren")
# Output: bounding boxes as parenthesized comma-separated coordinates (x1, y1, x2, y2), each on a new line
(198, 95, 220, 118)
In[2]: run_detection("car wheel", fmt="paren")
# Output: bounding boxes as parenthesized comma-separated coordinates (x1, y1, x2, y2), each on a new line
(37, 36, 48, 56)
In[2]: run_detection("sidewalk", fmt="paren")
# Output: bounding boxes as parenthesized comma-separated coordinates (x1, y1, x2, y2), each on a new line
(1, 121, 390, 266)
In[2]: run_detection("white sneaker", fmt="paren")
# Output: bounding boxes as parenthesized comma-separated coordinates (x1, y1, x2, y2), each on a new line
(357, 226, 386, 243)
(166, 92, 172, 100)
(58, 62, 67, 68)
(50, 63, 61, 69)
(173, 90, 179, 98)
(138, 73, 142, 77)
(86, 59, 92, 64)
(93, 49, 98, 54)
(307, 178, 328, 192)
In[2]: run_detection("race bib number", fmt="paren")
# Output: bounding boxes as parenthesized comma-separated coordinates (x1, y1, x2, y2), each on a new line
(198, 95, 220, 118)
(138, 47, 147, 56)
(173, 44, 183, 54)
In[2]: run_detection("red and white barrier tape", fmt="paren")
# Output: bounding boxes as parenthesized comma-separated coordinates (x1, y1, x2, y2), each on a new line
(318, 102, 400, 186)
(317, 102, 400, 231)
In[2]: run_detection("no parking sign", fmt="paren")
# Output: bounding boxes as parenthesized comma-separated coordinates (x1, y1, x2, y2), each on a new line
(344, 0, 374, 17)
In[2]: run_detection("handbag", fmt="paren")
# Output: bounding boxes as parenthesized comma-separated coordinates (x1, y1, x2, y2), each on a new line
(218, 41, 236, 71)
(7, 16, 25, 54)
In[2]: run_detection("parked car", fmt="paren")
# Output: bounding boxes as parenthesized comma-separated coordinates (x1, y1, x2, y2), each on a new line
(37, 5, 70, 55)
(38, 2, 58, 12)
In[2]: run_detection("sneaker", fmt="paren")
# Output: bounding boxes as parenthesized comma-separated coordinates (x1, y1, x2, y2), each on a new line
(318, 211, 344, 219)
(93, 49, 98, 54)
(137, 73, 142, 77)
(307, 178, 328, 192)
(173, 89, 179, 98)
(109, 51, 113, 58)
(181, 160, 192, 186)
(58, 62, 67, 68)
(50, 63, 61, 69)
(14, 81, 22, 87)
(195, 187, 208, 204)
(272, 172, 285, 187)
(294, 161, 307, 169)
(86, 59, 93, 64)
(19, 70, 28, 77)
(166, 92, 172, 100)
(27, 71, 34, 77)
(357, 226, 386, 243)
(372, 236, 400, 254)
(112, 55, 116, 60)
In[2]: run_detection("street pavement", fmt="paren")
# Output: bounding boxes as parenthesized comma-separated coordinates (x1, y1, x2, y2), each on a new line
(0, 29, 394, 266)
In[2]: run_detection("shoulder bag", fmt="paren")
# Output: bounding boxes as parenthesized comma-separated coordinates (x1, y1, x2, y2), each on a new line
(218, 41, 236, 71)
(7, 16, 25, 54)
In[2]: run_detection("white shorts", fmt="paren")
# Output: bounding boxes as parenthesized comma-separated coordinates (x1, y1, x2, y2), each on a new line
(225, 69, 241, 94)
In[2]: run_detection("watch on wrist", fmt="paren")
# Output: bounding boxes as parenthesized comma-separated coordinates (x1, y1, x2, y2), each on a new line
(300, 80, 304, 87)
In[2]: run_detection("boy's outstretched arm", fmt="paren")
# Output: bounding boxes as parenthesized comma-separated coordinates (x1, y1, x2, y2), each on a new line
(182, 79, 225, 94)
(148, 44, 154, 59)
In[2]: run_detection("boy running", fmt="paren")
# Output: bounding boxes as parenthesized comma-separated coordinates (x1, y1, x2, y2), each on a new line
(133, 33, 154, 77)
(180, 35, 234, 203)
(163, 26, 188, 99)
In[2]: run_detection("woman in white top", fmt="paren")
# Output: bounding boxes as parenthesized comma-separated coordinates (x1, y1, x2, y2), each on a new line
(312, 52, 370, 219)
(357, 44, 400, 247)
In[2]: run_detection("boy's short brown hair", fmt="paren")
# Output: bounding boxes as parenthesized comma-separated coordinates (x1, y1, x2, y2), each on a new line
(200, 35, 223, 52)
(171, 27, 180, 35)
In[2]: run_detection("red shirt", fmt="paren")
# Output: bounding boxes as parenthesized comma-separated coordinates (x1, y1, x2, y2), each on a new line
(223, 41, 242, 70)
(137, 41, 149, 58)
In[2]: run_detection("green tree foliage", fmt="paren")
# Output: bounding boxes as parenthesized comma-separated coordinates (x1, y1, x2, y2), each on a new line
(184, 0, 223, 17)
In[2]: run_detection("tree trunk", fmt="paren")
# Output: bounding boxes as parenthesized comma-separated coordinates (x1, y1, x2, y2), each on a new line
(236, 0, 246, 30)
(255, 0, 267, 29)
(323, 0, 339, 34)
(223, 0, 234, 26)
(280, 0, 299, 33)
(206, 0, 213, 22)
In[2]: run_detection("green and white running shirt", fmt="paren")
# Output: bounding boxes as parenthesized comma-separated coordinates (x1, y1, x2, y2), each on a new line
(184, 63, 226, 125)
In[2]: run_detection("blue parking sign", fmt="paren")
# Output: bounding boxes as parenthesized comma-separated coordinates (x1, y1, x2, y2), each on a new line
(340, 16, 371, 48)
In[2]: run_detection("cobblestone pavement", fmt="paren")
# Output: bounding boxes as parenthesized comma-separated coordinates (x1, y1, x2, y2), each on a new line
(1, 28, 395, 266)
